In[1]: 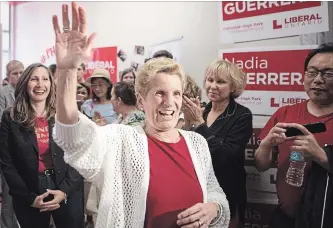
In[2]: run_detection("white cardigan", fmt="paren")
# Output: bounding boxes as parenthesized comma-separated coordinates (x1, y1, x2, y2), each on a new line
(53, 112, 230, 228)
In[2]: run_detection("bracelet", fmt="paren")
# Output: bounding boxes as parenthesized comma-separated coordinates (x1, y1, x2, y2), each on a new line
(209, 203, 222, 226)
(190, 122, 205, 131)
(64, 193, 67, 204)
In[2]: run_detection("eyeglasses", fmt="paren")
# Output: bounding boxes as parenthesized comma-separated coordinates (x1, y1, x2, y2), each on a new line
(305, 68, 333, 80)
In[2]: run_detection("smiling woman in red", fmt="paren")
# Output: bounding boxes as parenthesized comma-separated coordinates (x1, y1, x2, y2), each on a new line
(50, 3, 232, 228)
(0, 63, 84, 228)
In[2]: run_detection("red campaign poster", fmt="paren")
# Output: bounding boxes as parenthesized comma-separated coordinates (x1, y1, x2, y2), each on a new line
(219, 1, 329, 43)
(245, 128, 278, 222)
(245, 128, 263, 167)
(220, 46, 316, 115)
(84, 46, 118, 83)
(221, 1, 321, 21)
(223, 49, 309, 92)
(245, 128, 277, 194)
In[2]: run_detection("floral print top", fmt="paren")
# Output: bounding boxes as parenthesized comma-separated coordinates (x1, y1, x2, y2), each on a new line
(117, 110, 145, 126)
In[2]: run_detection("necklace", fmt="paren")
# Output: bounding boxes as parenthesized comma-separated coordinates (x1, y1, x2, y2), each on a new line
(216, 103, 237, 120)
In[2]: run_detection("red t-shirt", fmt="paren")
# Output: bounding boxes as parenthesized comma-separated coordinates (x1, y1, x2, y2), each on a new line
(145, 135, 203, 228)
(259, 100, 333, 218)
(35, 117, 53, 172)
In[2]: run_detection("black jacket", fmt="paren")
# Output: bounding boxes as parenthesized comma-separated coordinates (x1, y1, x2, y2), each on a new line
(296, 144, 333, 228)
(0, 109, 82, 206)
(195, 99, 253, 221)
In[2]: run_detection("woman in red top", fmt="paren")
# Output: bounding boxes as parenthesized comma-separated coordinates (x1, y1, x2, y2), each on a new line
(51, 3, 230, 228)
(0, 63, 84, 228)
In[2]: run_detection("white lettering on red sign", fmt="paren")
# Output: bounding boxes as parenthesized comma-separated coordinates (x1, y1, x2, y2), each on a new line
(223, 1, 300, 15)
(225, 56, 303, 87)
(247, 132, 261, 147)
(87, 61, 115, 70)
(226, 56, 268, 70)
(246, 72, 302, 86)
(270, 97, 307, 107)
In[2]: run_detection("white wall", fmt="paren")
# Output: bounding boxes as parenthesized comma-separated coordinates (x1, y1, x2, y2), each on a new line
(14, 1, 321, 126)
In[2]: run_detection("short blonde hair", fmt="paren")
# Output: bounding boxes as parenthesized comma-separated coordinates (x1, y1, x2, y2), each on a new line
(135, 57, 186, 97)
(6, 60, 24, 76)
(204, 60, 246, 98)
(184, 75, 202, 101)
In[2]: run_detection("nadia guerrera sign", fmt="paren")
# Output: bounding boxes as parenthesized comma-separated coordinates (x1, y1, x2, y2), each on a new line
(219, 1, 329, 43)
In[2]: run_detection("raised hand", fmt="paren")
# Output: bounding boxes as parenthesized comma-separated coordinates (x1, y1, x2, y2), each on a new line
(52, 2, 96, 71)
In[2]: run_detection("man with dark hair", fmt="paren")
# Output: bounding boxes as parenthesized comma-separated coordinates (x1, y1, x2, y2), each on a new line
(77, 63, 86, 84)
(144, 50, 174, 64)
(152, 50, 173, 59)
(255, 42, 333, 228)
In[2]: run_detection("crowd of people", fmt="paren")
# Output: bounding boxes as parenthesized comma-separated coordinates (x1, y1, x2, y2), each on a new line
(0, 2, 331, 228)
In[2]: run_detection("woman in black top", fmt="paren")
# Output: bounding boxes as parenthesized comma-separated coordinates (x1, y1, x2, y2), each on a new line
(0, 63, 84, 228)
(183, 60, 253, 228)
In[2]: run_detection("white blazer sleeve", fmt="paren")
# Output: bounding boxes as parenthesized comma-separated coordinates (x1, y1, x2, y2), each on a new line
(201, 137, 231, 228)
(52, 111, 122, 187)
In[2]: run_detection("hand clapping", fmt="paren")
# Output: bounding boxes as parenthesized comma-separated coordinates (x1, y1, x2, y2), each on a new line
(182, 95, 205, 126)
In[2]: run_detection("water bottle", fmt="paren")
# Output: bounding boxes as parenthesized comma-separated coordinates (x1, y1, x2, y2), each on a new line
(285, 151, 307, 187)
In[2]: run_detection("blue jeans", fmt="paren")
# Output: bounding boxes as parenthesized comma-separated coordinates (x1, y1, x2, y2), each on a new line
(13, 173, 84, 228)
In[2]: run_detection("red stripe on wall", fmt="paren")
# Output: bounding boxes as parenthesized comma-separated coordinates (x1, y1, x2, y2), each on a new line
(8, 1, 28, 6)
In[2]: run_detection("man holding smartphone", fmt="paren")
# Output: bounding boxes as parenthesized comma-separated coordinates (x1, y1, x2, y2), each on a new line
(255, 43, 333, 228)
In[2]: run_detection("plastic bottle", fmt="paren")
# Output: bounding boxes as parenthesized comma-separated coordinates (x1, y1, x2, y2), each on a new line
(285, 151, 307, 187)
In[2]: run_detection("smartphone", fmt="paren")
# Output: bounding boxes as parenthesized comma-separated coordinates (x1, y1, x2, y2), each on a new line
(285, 122, 326, 137)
